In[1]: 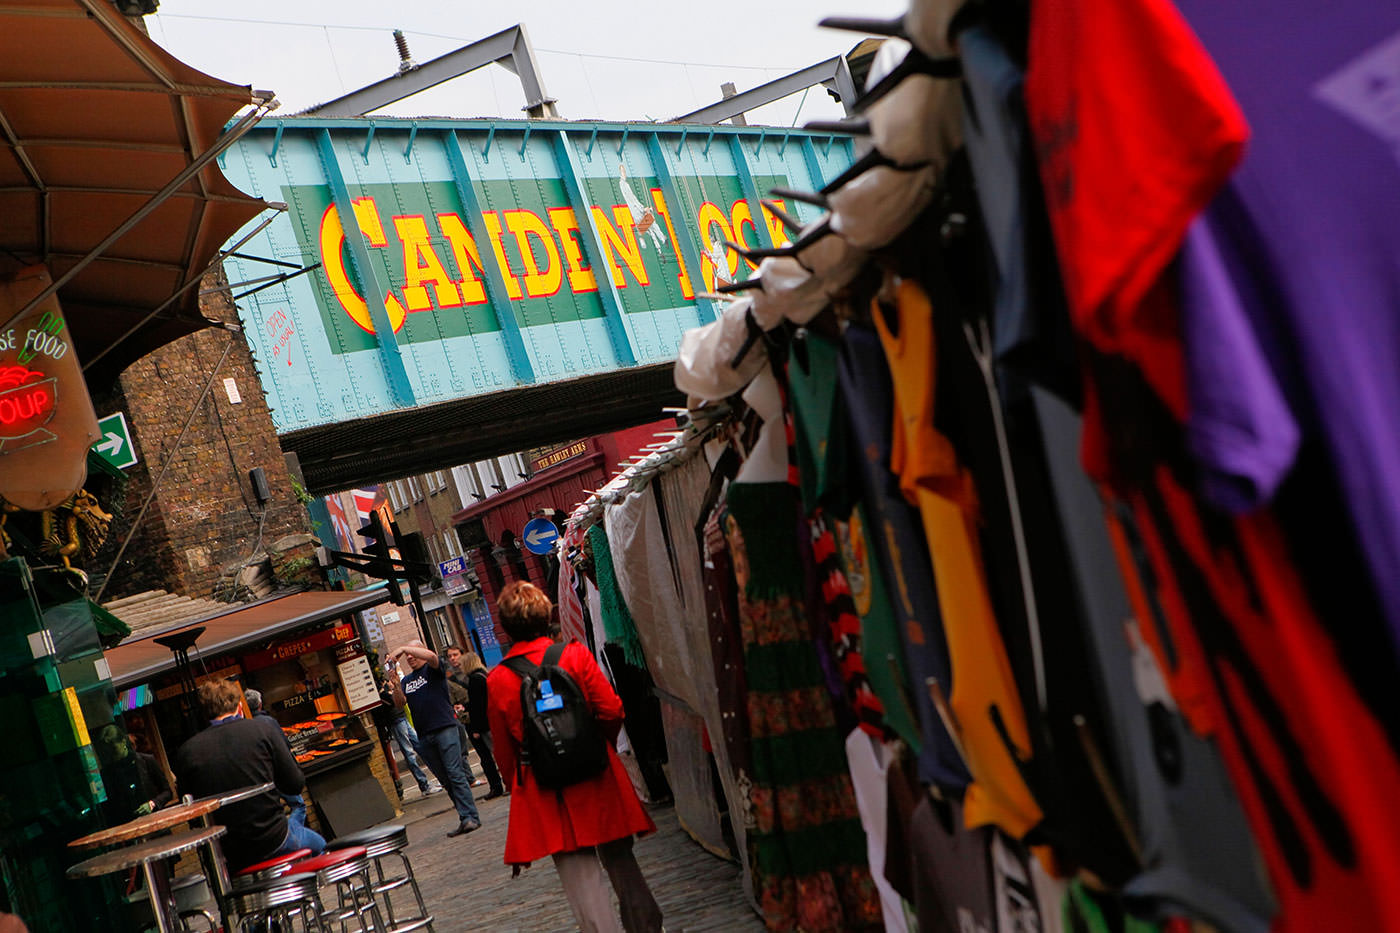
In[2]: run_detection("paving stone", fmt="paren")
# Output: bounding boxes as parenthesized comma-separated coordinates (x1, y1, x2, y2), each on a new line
(386, 790, 764, 932)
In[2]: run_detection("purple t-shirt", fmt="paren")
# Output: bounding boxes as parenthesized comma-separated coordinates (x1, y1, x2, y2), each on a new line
(1175, 0, 1400, 647)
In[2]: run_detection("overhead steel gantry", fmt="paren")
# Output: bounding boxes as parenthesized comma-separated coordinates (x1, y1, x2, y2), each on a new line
(213, 28, 857, 492)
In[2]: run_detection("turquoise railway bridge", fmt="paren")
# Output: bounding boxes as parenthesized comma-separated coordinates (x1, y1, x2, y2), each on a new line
(218, 117, 852, 491)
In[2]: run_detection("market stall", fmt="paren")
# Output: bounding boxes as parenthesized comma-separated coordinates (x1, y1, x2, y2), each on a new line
(104, 590, 397, 841)
(555, 0, 1400, 930)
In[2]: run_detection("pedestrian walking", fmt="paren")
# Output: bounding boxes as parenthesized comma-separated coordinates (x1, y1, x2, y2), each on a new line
(377, 675, 442, 797)
(447, 643, 506, 799)
(487, 581, 662, 933)
(388, 641, 482, 836)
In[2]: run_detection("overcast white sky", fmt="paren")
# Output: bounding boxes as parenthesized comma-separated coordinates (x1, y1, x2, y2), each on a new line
(149, 0, 904, 126)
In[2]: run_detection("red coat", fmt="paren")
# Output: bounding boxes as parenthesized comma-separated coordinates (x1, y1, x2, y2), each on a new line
(487, 637, 656, 865)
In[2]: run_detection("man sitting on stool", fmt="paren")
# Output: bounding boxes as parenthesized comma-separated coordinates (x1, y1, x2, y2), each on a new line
(174, 679, 325, 872)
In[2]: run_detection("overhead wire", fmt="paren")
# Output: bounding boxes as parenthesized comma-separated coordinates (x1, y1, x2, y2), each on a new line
(150, 12, 809, 73)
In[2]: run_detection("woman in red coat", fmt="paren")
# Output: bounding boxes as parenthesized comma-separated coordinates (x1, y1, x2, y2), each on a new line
(486, 581, 662, 933)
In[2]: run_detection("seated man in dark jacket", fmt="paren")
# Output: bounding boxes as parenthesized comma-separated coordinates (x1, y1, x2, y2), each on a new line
(173, 679, 325, 871)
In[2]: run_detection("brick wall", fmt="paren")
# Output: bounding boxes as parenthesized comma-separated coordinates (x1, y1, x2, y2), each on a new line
(96, 268, 312, 601)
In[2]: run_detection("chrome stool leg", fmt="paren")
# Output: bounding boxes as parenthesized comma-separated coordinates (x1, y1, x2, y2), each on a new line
(334, 826, 434, 932)
(226, 871, 327, 933)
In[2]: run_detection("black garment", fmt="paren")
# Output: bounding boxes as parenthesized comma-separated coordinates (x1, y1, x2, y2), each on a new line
(103, 751, 173, 820)
(468, 730, 504, 795)
(457, 669, 504, 794)
(173, 715, 305, 871)
(136, 752, 173, 810)
(401, 662, 456, 733)
(602, 644, 672, 803)
(466, 669, 490, 734)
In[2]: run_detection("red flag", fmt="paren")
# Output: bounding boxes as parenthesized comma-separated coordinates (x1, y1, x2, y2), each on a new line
(351, 487, 380, 525)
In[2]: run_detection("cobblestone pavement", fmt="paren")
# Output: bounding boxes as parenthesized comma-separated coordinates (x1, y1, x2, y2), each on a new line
(386, 787, 765, 932)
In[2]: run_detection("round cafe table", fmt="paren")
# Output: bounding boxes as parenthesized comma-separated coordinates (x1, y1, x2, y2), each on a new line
(67, 825, 226, 933)
(182, 780, 276, 812)
(67, 797, 224, 851)
(67, 782, 277, 926)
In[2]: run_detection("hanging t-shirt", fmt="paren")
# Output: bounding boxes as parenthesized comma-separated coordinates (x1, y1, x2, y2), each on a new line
(1033, 386, 1274, 933)
(846, 730, 911, 933)
(959, 22, 1077, 401)
(1023, 0, 1247, 418)
(838, 323, 969, 791)
(786, 329, 852, 516)
(1087, 354, 1400, 933)
(1023, 0, 1250, 524)
(837, 507, 922, 753)
(873, 279, 1042, 841)
(1171, 0, 1400, 661)
(909, 794, 999, 933)
(788, 331, 887, 735)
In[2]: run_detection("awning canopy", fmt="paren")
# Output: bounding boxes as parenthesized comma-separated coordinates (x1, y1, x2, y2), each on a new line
(104, 588, 391, 689)
(0, 0, 273, 385)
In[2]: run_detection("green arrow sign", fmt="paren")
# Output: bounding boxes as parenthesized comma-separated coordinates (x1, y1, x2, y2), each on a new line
(92, 412, 137, 470)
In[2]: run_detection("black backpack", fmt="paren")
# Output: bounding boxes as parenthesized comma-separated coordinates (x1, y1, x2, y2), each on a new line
(502, 643, 610, 790)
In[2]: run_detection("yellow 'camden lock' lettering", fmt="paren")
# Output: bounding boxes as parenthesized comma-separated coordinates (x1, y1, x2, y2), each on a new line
(316, 192, 790, 335)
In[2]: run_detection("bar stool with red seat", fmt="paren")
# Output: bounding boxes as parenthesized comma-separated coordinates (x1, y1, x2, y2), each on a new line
(223, 871, 327, 933)
(233, 848, 312, 888)
(326, 824, 433, 932)
(286, 846, 385, 932)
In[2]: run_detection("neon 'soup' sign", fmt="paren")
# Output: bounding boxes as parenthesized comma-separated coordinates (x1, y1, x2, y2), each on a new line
(0, 365, 56, 439)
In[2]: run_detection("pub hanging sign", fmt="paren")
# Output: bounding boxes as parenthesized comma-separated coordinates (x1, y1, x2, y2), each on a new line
(0, 265, 100, 511)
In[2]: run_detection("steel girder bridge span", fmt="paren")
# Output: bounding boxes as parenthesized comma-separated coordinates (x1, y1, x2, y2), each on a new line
(217, 117, 852, 492)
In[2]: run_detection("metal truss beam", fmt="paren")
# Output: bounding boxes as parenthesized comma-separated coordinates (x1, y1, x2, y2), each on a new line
(306, 24, 559, 119)
(671, 56, 857, 125)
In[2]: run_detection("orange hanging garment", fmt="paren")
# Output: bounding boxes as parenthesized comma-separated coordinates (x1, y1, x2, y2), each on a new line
(872, 278, 1043, 839)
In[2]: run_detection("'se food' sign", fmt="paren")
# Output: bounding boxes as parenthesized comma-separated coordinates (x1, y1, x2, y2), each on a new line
(0, 265, 100, 511)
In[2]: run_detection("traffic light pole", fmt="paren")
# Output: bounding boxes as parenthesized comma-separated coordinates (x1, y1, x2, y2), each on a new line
(319, 509, 442, 654)
(406, 577, 435, 655)
(319, 546, 438, 654)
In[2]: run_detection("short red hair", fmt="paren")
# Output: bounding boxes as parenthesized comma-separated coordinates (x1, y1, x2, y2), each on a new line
(497, 581, 553, 641)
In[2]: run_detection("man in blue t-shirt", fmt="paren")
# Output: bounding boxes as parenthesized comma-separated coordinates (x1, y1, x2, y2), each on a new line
(388, 641, 481, 836)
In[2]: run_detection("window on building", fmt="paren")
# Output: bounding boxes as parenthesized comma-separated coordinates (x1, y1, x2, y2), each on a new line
(432, 470, 447, 492)
(426, 535, 442, 565)
(386, 481, 402, 512)
(408, 475, 423, 500)
(463, 464, 484, 500)
(442, 527, 460, 558)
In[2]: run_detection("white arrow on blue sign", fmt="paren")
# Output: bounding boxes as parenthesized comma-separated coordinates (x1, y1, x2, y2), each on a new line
(521, 517, 559, 555)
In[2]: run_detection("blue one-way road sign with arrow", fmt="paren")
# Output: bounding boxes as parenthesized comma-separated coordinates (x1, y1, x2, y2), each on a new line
(522, 517, 559, 555)
(92, 412, 138, 470)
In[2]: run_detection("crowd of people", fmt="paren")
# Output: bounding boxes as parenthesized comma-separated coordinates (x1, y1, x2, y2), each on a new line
(149, 580, 663, 933)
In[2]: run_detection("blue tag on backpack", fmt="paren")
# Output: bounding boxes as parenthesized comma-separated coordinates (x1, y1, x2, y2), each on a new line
(539, 680, 554, 697)
(536, 694, 564, 712)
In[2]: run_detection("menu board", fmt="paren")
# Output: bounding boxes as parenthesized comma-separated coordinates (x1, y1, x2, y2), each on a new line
(336, 652, 381, 714)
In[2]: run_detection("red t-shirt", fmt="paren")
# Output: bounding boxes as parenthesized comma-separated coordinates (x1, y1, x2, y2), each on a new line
(1025, 0, 1248, 467)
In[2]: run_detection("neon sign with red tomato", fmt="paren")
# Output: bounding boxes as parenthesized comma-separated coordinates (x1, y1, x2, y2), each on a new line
(0, 364, 57, 441)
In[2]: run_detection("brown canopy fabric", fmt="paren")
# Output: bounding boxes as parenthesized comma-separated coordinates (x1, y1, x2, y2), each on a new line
(0, 0, 273, 385)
